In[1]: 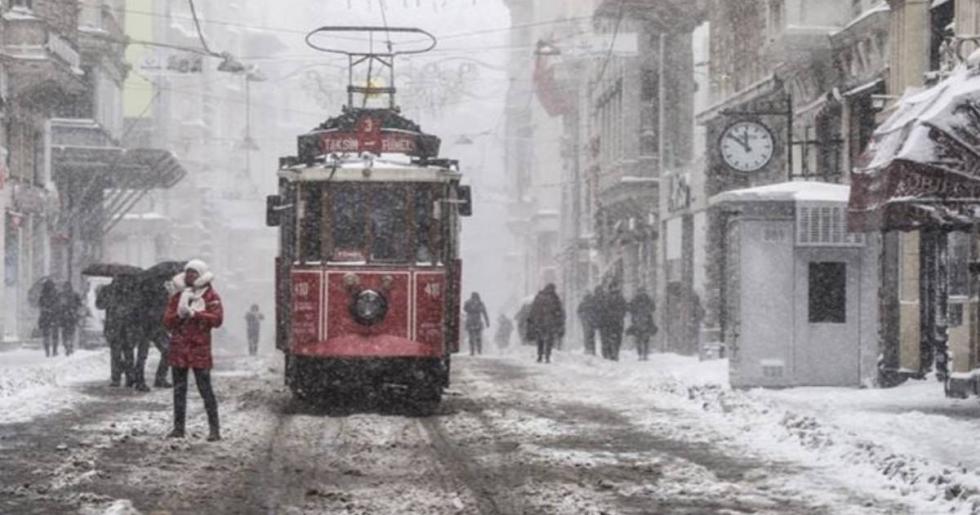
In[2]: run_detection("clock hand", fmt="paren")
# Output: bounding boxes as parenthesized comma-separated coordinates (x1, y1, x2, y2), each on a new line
(741, 128, 753, 152)
(726, 133, 751, 153)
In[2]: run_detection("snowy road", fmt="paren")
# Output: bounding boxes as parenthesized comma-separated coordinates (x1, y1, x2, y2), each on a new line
(0, 348, 948, 514)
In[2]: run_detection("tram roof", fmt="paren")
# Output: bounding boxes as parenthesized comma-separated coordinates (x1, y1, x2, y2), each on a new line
(278, 157, 461, 183)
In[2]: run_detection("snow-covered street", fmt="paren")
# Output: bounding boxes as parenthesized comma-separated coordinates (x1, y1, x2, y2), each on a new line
(3, 345, 980, 514)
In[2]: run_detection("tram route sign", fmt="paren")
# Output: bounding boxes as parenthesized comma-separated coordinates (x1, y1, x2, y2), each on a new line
(301, 113, 442, 160)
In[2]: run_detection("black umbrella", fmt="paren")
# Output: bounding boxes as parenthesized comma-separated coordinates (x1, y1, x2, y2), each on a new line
(81, 263, 144, 278)
(140, 260, 187, 280)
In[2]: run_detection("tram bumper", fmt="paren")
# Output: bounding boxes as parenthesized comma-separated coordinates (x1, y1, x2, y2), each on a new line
(288, 354, 448, 395)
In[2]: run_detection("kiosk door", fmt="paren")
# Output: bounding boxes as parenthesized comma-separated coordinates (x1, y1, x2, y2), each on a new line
(794, 249, 862, 386)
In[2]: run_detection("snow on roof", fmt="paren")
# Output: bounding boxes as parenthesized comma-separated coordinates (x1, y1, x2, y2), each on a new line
(709, 181, 850, 205)
(836, 1, 890, 34)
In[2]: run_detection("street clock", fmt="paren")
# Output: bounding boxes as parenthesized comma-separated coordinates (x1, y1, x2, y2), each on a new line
(719, 120, 775, 173)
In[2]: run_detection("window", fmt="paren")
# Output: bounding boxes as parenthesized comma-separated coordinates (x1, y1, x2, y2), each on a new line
(298, 185, 322, 262)
(370, 187, 408, 262)
(414, 187, 437, 264)
(330, 186, 365, 260)
(809, 262, 846, 323)
(949, 232, 970, 297)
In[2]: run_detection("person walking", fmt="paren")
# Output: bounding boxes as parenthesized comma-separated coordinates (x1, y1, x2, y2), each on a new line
(577, 290, 599, 356)
(245, 304, 264, 356)
(164, 260, 223, 441)
(628, 288, 656, 361)
(494, 313, 513, 350)
(133, 276, 173, 391)
(56, 281, 82, 356)
(97, 276, 143, 387)
(463, 292, 490, 356)
(527, 284, 565, 363)
(38, 279, 59, 357)
(597, 283, 627, 361)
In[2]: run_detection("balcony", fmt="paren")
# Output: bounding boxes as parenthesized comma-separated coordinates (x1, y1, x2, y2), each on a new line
(3, 10, 84, 100)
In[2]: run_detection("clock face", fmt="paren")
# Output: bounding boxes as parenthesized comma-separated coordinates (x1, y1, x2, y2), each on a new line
(720, 121, 775, 173)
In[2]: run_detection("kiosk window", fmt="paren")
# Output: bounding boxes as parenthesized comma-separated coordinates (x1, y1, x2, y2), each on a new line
(809, 262, 846, 323)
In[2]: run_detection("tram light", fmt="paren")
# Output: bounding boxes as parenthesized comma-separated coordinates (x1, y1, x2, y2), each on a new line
(458, 185, 473, 217)
(381, 274, 394, 291)
(350, 289, 388, 326)
(266, 195, 282, 227)
(343, 272, 360, 289)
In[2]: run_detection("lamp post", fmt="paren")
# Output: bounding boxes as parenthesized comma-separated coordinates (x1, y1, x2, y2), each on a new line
(239, 67, 266, 180)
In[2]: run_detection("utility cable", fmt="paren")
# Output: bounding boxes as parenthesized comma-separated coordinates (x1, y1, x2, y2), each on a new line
(187, 0, 221, 57)
(591, 0, 625, 92)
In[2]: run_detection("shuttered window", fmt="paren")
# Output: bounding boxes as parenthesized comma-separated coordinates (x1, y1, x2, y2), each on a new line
(796, 203, 864, 247)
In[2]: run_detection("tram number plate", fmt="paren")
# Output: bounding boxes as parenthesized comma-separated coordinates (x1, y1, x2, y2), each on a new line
(291, 272, 322, 345)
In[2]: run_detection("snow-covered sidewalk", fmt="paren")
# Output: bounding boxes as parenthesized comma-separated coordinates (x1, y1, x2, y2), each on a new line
(0, 347, 110, 424)
(491, 347, 980, 514)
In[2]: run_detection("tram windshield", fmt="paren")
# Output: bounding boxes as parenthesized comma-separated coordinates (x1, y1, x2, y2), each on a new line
(298, 183, 444, 265)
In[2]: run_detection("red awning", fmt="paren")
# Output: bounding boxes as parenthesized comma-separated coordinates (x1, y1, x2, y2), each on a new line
(848, 65, 980, 231)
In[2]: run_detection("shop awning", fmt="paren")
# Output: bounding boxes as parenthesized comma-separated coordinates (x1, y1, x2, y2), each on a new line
(848, 65, 980, 231)
(52, 146, 186, 189)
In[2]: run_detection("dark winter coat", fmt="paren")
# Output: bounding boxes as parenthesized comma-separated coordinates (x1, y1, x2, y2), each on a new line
(164, 284, 223, 370)
(96, 276, 144, 341)
(628, 292, 656, 334)
(527, 286, 565, 341)
(463, 297, 489, 332)
(37, 280, 59, 330)
(596, 289, 627, 330)
(56, 288, 83, 328)
(577, 293, 598, 327)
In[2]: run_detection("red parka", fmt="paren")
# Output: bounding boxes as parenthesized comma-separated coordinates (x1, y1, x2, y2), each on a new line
(164, 286, 223, 369)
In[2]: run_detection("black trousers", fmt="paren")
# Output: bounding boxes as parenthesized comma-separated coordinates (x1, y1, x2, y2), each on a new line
(635, 332, 650, 360)
(600, 326, 623, 361)
(41, 325, 58, 356)
(248, 331, 259, 356)
(536, 334, 556, 362)
(467, 329, 483, 355)
(582, 322, 597, 355)
(134, 331, 170, 387)
(172, 367, 219, 432)
(61, 324, 75, 355)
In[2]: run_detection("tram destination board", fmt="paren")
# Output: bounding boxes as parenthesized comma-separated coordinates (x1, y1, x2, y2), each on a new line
(298, 113, 441, 160)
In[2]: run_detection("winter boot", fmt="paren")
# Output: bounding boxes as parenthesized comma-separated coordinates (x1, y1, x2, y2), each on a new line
(154, 379, 173, 388)
(167, 428, 185, 438)
(134, 383, 150, 392)
(207, 427, 221, 442)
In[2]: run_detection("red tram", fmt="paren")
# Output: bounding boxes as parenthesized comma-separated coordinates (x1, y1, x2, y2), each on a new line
(265, 27, 470, 403)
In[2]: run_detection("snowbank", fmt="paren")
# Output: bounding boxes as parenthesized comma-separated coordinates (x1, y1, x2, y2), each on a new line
(500, 349, 980, 514)
(0, 348, 109, 424)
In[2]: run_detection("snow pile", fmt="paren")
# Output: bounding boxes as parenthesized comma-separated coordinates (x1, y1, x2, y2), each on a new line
(0, 348, 108, 423)
(551, 352, 980, 513)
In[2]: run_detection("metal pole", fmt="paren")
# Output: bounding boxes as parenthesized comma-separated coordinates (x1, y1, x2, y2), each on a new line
(658, 33, 666, 176)
(245, 76, 251, 178)
(935, 229, 950, 384)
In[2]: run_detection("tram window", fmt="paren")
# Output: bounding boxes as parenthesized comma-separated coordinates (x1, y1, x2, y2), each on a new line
(415, 187, 435, 263)
(370, 187, 408, 262)
(299, 185, 322, 262)
(330, 187, 366, 260)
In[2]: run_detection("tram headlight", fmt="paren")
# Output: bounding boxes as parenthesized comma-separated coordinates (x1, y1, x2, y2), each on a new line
(350, 289, 388, 326)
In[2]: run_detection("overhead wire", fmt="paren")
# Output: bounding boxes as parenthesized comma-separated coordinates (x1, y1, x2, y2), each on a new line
(591, 0, 624, 92)
(186, 0, 220, 57)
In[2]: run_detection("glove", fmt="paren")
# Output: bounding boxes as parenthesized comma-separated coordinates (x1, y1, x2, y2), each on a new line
(177, 305, 191, 319)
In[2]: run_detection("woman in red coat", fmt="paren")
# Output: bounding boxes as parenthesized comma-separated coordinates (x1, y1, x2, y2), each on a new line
(163, 259, 223, 441)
